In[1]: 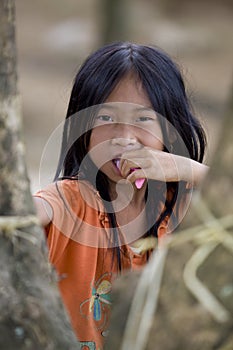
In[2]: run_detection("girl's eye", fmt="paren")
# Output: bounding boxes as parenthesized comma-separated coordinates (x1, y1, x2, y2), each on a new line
(136, 116, 155, 122)
(96, 115, 114, 122)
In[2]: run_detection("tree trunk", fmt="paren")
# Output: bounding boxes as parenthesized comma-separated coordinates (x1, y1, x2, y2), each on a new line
(0, 1, 79, 348)
(105, 89, 233, 349)
(100, 0, 130, 44)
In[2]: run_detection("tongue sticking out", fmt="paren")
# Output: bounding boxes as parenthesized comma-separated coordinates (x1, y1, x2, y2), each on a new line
(134, 178, 145, 189)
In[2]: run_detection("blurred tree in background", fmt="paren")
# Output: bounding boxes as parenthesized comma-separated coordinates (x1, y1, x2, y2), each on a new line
(0, 1, 78, 348)
(101, 0, 129, 43)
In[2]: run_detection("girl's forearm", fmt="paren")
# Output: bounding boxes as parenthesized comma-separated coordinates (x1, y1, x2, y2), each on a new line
(192, 161, 209, 187)
(179, 157, 209, 187)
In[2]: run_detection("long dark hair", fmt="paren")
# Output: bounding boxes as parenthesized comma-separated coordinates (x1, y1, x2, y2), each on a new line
(55, 42, 206, 270)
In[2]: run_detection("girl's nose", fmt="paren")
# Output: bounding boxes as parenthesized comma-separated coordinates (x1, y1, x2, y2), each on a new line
(111, 124, 138, 147)
(111, 137, 137, 147)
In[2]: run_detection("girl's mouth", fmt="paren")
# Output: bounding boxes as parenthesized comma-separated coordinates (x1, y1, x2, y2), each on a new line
(112, 158, 121, 175)
(113, 158, 121, 169)
(112, 158, 145, 189)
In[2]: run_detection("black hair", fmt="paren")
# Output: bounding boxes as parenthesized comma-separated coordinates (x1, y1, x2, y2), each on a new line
(54, 42, 206, 271)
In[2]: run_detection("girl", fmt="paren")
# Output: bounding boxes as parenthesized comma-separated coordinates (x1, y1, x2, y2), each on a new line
(34, 42, 208, 350)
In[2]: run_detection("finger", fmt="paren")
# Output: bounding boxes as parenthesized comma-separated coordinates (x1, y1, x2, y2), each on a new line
(120, 159, 137, 178)
(123, 146, 160, 160)
(127, 169, 146, 183)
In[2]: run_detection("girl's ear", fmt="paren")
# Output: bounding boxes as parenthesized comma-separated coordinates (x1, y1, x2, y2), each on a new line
(166, 127, 177, 153)
(168, 130, 177, 144)
(162, 116, 178, 146)
(162, 132, 176, 153)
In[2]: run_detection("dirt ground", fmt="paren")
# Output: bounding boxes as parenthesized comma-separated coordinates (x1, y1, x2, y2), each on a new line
(15, 0, 233, 192)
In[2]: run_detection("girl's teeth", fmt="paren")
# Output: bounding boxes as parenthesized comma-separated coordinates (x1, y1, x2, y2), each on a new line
(115, 159, 120, 169)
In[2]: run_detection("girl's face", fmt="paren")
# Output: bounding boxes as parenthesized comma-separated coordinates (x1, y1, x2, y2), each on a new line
(88, 74, 163, 185)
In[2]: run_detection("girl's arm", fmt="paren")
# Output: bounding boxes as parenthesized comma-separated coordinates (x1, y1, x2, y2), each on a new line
(177, 156, 209, 187)
(120, 149, 209, 188)
(33, 197, 53, 227)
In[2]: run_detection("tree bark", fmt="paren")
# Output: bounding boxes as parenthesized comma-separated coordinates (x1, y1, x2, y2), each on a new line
(100, 0, 130, 44)
(0, 1, 79, 348)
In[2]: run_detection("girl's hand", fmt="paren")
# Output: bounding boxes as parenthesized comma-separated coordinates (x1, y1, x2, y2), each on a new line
(120, 148, 209, 187)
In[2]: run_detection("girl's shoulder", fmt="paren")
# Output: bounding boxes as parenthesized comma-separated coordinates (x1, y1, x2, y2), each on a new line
(37, 178, 98, 195)
(35, 178, 104, 212)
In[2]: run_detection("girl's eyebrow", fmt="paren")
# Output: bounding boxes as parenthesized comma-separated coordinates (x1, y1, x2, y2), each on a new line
(98, 104, 116, 111)
(134, 106, 155, 113)
(100, 104, 154, 113)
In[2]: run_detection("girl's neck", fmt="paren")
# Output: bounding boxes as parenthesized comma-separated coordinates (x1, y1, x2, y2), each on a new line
(108, 180, 147, 242)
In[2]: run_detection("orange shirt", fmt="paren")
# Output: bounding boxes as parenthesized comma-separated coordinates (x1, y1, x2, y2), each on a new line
(35, 179, 168, 350)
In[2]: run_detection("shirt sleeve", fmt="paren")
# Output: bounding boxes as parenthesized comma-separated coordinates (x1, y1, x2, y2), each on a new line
(35, 181, 78, 234)
(34, 179, 110, 252)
